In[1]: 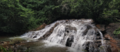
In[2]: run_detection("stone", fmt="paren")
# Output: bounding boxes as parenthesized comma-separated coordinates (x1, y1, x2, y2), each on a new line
(39, 23, 59, 39)
(35, 23, 46, 31)
(106, 23, 120, 38)
(96, 24, 105, 31)
(104, 34, 120, 52)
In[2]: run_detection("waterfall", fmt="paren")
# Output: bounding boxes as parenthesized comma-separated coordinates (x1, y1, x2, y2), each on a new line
(21, 19, 107, 52)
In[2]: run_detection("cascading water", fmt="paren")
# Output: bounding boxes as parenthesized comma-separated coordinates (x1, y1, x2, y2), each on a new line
(21, 19, 107, 52)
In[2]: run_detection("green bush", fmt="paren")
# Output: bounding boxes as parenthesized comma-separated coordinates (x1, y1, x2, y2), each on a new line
(114, 27, 120, 35)
(0, 0, 120, 34)
(0, 46, 13, 52)
(0, 0, 49, 34)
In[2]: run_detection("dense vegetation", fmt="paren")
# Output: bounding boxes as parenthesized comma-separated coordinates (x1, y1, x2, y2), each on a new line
(0, 0, 120, 34)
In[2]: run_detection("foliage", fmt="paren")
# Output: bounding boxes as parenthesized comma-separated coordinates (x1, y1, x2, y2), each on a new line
(0, 45, 31, 52)
(0, 46, 13, 52)
(114, 27, 120, 35)
(0, 0, 120, 34)
(0, 0, 49, 34)
(58, 0, 120, 23)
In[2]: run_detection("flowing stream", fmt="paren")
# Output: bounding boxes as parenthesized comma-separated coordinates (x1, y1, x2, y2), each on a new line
(21, 19, 107, 52)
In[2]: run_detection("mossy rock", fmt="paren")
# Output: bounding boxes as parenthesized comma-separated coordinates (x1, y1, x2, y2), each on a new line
(113, 27, 120, 35)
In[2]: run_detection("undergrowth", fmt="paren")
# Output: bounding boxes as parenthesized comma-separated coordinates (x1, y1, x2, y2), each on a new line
(113, 27, 120, 35)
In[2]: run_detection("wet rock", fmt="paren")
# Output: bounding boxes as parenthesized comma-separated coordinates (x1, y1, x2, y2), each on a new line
(105, 23, 120, 50)
(0, 40, 29, 52)
(65, 26, 77, 33)
(95, 40, 101, 43)
(83, 25, 92, 36)
(35, 23, 46, 31)
(2, 41, 9, 45)
(96, 24, 105, 31)
(39, 23, 59, 40)
(104, 34, 120, 52)
(66, 35, 74, 47)
(96, 36, 101, 39)
(0, 41, 4, 45)
(33, 36, 37, 38)
(83, 42, 100, 52)
(106, 23, 120, 38)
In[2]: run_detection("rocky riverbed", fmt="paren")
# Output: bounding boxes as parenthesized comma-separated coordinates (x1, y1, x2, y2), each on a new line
(0, 38, 68, 52)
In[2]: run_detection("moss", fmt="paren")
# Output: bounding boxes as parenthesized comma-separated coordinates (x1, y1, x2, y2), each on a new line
(0, 46, 13, 52)
(113, 27, 120, 35)
(82, 49, 88, 52)
(31, 46, 68, 52)
(9, 37, 26, 44)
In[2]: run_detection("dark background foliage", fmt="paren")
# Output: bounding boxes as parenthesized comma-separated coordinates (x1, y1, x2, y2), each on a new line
(0, 0, 120, 34)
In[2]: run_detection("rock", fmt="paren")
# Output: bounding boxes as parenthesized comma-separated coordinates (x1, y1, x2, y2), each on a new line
(35, 23, 46, 31)
(82, 25, 92, 36)
(39, 23, 59, 39)
(104, 34, 120, 52)
(0, 41, 4, 45)
(0, 40, 28, 52)
(96, 36, 101, 39)
(0, 41, 11, 46)
(65, 26, 77, 33)
(106, 23, 120, 38)
(96, 24, 105, 31)
(66, 35, 74, 47)
(105, 23, 120, 51)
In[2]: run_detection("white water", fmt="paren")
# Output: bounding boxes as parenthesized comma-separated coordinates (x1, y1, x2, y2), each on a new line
(21, 19, 106, 52)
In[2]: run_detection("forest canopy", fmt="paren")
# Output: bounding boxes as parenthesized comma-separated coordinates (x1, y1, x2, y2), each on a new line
(0, 0, 120, 34)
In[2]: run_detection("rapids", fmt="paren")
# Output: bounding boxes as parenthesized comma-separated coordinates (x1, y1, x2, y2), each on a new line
(21, 19, 107, 52)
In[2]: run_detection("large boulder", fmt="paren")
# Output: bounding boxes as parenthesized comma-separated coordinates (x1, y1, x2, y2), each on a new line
(106, 23, 120, 38)
(35, 23, 46, 31)
(104, 34, 120, 52)
(96, 23, 120, 52)
(96, 24, 105, 31)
